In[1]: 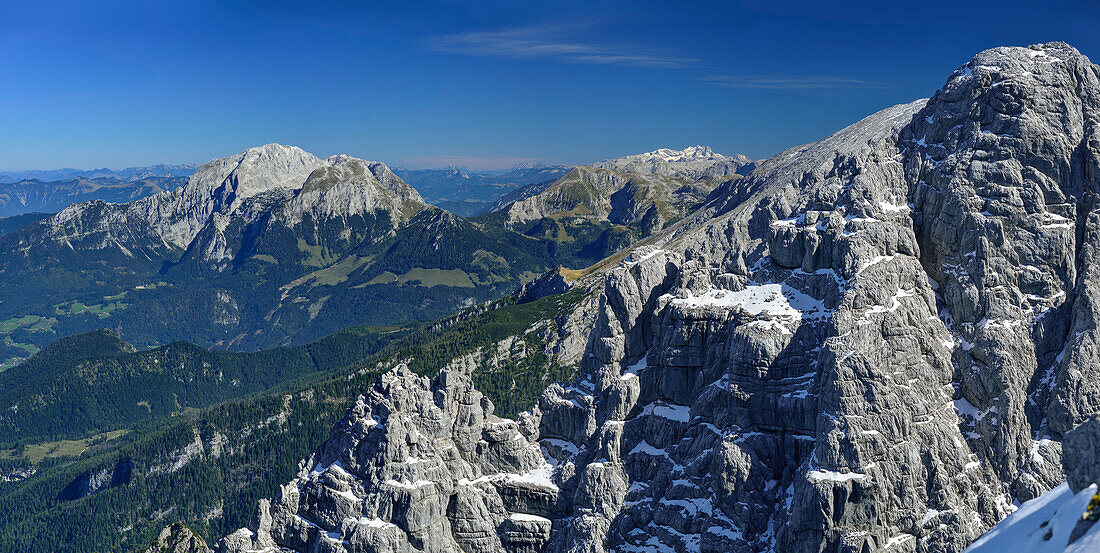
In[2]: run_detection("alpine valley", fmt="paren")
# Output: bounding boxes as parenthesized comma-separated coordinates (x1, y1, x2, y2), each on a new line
(2, 41, 1100, 553)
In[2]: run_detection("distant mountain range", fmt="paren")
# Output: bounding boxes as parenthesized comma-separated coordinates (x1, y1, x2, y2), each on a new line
(0, 176, 187, 218)
(0, 163, 199, 184)
(393, 163, 572, 216)
(396, 147, 756, 217)
(479, 146, 757, 258)
(0, 146, 751, 221)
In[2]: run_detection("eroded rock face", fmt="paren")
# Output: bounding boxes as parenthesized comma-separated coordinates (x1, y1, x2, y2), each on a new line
(57, 457, 134, 501)
(219, 42, 1100, 553)
(532, 42, 1100, 553)
(216, 366, 560, 553)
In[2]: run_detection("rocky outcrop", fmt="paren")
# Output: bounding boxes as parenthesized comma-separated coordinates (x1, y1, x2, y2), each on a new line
(57, 457, 134, 501)
(1063, 416, 1100, 494)
(144, 523, 211, 553)
(217, 366, 560, 553)
(219, 42, 1100, 553)
(516, 268, 573, 304)
(1064, 417, 1100, 546)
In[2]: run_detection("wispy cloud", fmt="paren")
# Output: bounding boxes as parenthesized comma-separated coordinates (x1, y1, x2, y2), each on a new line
(424, 24, 693, 69)
(400, 155, 545, 171)
(704, 75, 889, 90)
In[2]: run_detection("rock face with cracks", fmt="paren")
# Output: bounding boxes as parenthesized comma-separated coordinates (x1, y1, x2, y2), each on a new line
(219, 43, 1100, 553)
(217, 366, 560, 553)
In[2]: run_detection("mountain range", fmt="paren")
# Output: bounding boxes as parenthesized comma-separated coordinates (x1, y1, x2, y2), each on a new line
(0, 176, 187, 218)
(394, 164, 573, 216)
(0, 41, 1096, 553)
(0, 163, 199, 184)
(0, 144, 749, 370)
(592, 144, 755, 181)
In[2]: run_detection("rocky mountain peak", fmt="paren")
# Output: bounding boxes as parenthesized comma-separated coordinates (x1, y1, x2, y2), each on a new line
(42, 144, 429, 264)
(444, 166, 472, 179)
(192, 143, 326, 202)
(284, 155, 426, 225)
(658, 144, 715, 160)
(309, 155, 420, 199)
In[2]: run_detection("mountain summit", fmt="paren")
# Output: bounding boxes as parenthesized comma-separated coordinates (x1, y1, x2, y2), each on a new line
(47, 143, 425, 261)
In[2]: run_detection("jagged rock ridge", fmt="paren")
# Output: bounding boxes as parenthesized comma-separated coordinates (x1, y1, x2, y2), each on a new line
(218, 367, 560, 553)
(218, 42, 1100, 553)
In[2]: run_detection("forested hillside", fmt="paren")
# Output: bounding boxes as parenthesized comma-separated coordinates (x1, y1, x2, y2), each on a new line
(0, 287, 590, 552)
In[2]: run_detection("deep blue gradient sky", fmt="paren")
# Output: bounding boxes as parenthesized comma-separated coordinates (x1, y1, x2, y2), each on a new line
(3, 0, 1100, 170)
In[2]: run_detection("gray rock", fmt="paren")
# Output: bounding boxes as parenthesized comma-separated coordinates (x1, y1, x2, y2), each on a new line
(57, 457, 133, 501)
(1064, 416, 1100, 493)
(216, 366, 559, 553)
(516, 269, 572, 304)
(144, 523, 211, 553)
(591, 145, 755, 182)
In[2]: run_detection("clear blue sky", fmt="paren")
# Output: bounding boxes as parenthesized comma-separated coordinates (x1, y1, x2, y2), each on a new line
(3, 0, 1099, 170)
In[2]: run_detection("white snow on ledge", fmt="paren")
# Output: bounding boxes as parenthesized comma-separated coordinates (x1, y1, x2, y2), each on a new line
(669, 283, 827, 323)
(621, 354, 647, 380)
(624, 248, 666, 267)
(640, 402, 690, 422)
(384, 478, 435, 490)
(807, 468, 869, 483)
(509, 512, 551, 523)
(458, 461, 559, 492)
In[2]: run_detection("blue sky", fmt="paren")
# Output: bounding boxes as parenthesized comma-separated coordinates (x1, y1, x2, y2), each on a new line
(2, 0, 1099, 170)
